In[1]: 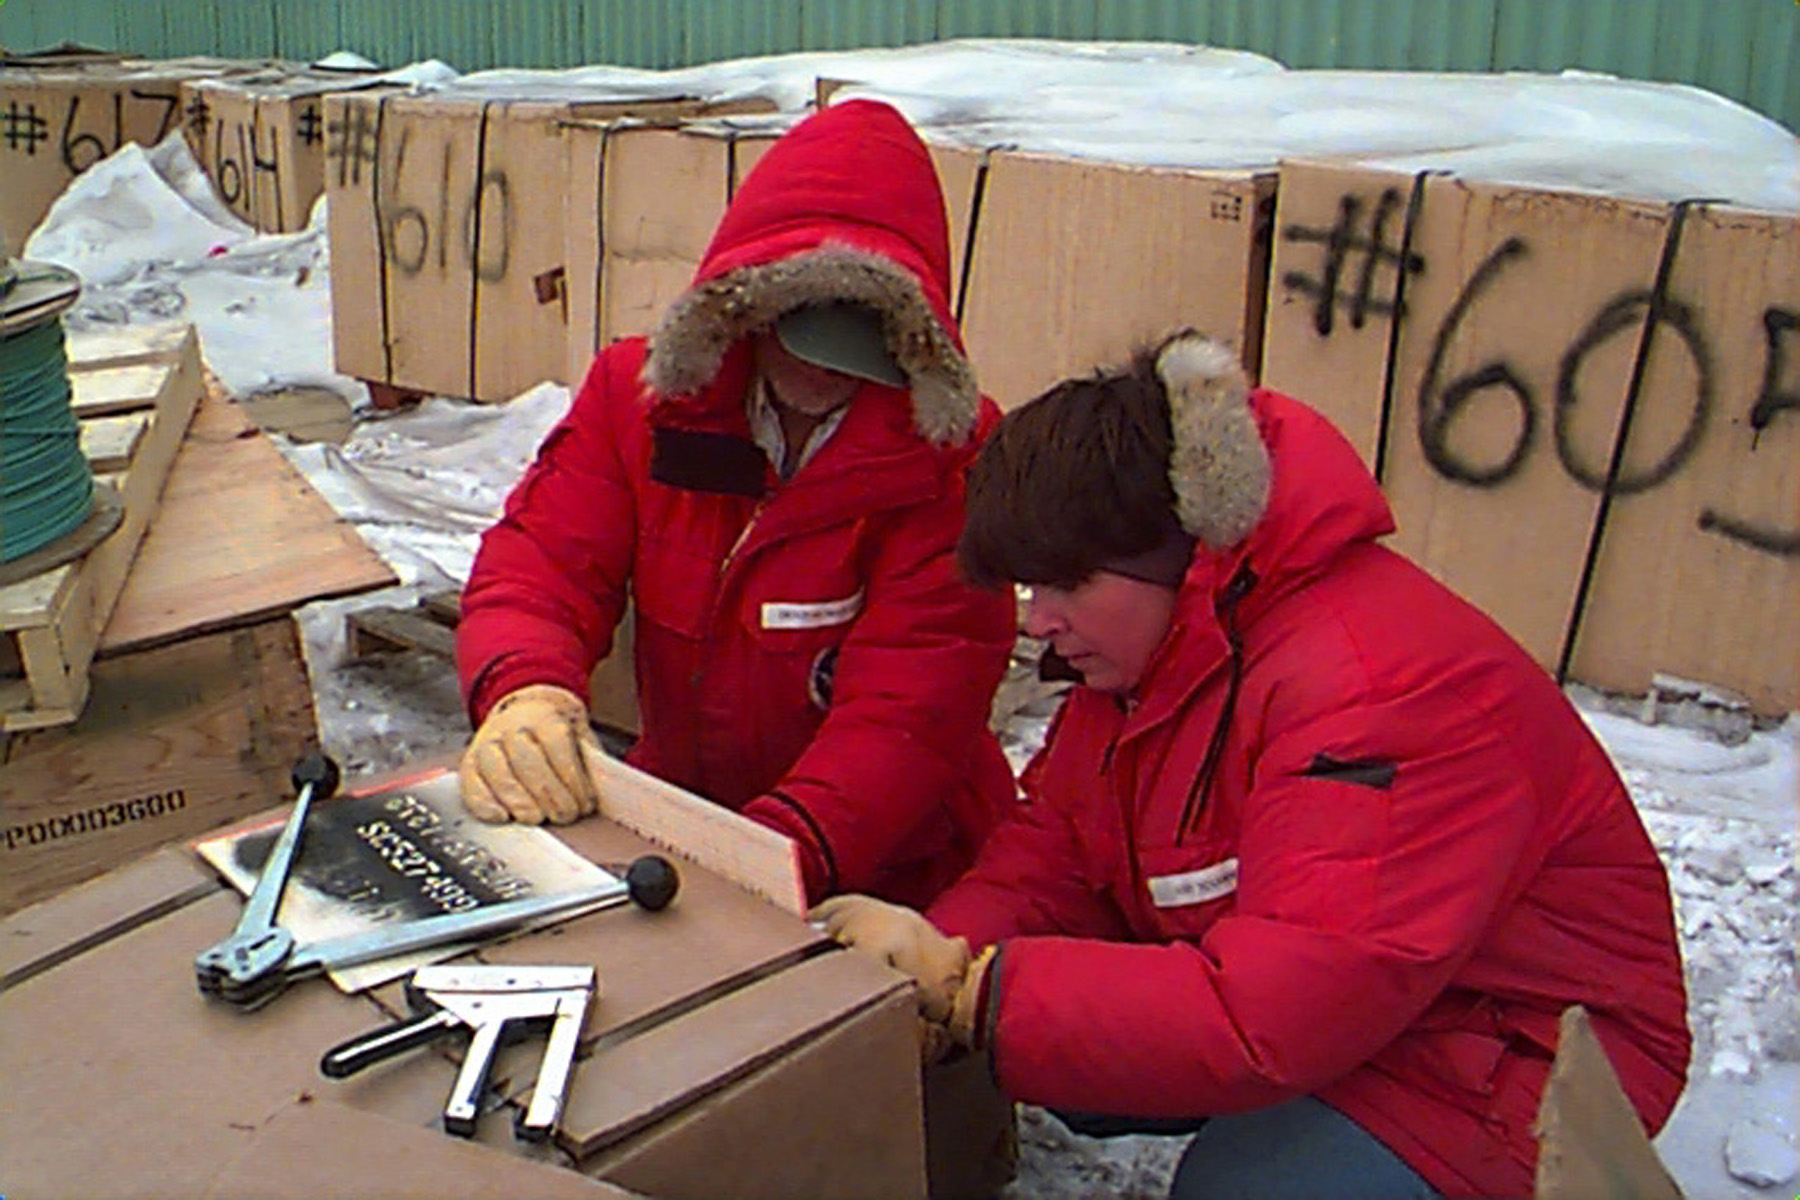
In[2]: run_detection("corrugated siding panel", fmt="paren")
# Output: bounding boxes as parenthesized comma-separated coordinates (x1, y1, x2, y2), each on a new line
(580, 0, 691, 69)
(502, 0, 587, 70)
(798, 0, 936, 51)
(3, 1, 1793, 131)
(275, 2, 344, 64)
(688, 1, 804, 66)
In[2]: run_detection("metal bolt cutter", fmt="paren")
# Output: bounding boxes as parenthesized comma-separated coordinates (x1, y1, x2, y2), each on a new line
(193, 753, 653, 1011)
(321, 963, 597, 1140)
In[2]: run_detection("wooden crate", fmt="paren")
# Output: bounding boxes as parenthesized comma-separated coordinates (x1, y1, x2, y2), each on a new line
(0, 323, 203, 732)
(1, 329, 397, 913)
(0, 765, 935, 1200)
(0, 615, 319, 914)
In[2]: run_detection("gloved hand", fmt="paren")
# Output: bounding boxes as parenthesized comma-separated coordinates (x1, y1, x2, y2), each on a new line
(810, 894, 970, 1023)
(948, 944, 998, 1050)
(459, 684, 604, 825)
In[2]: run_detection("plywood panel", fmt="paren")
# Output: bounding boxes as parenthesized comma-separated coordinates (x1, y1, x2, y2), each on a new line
(101, 379, 394, 652)
(1568, 205, 1800, 714)
(1382, 176, 1671, 667)
(962, 149, 1271, 411)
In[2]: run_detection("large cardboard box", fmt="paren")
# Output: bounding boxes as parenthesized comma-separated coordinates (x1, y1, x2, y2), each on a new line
(328, 92, 768, 404)
(1259, 160, 1800, 714)
(179, 66, 380, 233)
(959, 149, 1275, 410)
(0, 779, 931, 1200)
(0, 58, 248, 250)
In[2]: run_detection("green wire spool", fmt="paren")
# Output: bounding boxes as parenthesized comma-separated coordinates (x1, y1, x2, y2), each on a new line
(1, 259, 113, 568)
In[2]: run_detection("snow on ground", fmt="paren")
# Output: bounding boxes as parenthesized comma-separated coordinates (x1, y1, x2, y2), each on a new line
(17, 40, 1798, 1199)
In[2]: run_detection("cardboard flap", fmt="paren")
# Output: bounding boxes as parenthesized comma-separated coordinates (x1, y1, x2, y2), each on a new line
(1534, 1005, 1685, 1200)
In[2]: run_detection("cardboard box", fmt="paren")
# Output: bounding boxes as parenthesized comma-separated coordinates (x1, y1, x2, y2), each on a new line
(959, 149, 1275, 410)
(328, 93, 767, 404)
(0, 59, 248, 250)
(1562, 204, 1800, 714)
(0, 787, 931, 1200)
(179, 66, 379, 233)
(1259, 161, 1799, 714)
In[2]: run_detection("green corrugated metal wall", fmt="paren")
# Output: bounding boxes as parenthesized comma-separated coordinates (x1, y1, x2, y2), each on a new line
(3, 0, 1794, 132)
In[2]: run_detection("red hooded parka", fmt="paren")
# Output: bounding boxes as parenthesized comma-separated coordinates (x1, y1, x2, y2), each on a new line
(457, 100, 1017, 907)
(928, 381, 1691, 1197)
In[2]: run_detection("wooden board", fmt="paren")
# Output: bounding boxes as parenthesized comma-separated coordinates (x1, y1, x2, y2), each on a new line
(0, 323, 203, 730)
(472, 100, 572, 401)
(600, 125, 732, 345)
(0, 617, 320, 915)
(1534, 1006, 1685, 1200)
(98, 371, 395, 654)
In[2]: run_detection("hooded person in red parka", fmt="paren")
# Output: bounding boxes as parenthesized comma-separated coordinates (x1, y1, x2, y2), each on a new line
(815, 331, 1691, 1197)
(454, 99, 1018, 908)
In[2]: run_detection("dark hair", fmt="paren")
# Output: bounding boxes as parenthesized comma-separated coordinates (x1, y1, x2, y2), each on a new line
(958, 346, 1183, 590)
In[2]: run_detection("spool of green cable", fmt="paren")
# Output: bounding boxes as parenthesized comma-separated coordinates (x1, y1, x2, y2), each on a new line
(1, 260, 92, 564)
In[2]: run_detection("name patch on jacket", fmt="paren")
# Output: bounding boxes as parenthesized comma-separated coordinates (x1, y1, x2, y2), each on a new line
(762, 591, 863, 630)
(1147, 858, 1239, 908)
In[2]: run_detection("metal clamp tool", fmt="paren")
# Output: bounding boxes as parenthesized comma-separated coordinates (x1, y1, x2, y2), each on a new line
(194, 754, 679, 1011)
(321, 963, 597, 1140)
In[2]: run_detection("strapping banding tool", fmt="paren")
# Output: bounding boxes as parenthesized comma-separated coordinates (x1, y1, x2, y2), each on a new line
(194, 753, 681, 1011)
(322, 963, 597, 1140)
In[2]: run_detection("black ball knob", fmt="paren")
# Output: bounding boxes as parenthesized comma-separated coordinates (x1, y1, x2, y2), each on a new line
(625, 855, 680, 912)
(292, 753, 341, 801)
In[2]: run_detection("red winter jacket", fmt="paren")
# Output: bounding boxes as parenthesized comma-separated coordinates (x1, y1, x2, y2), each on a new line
(928, 390, 1690, 1197)
(458, 100, 1017, 907)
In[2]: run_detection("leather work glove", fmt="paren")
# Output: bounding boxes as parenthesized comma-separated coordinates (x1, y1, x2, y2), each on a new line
(810, 894, 971, 1023)
(459, 684, 604, 825)
(948, 944, 999, 1051)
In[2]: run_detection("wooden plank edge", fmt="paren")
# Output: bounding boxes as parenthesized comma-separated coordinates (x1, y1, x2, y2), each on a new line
(584, 749, 807, 918)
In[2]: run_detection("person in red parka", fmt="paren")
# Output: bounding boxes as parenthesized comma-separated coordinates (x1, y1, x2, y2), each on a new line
(454, 98, 1018, 908)
(814, 330, 1691, 1197)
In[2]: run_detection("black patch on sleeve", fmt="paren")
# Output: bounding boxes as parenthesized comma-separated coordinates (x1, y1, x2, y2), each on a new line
(650, 427, 768, 497)
(1302, 753, 1397, 790)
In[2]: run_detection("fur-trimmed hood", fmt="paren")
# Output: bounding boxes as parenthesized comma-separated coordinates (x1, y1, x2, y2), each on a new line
(643, 99, 978, 446)
(1154, 330, 1272, 550)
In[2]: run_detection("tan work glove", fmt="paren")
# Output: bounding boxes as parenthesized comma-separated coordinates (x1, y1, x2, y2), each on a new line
(811, 894, 971, 1023)
(459, 684, 604, 825)
(948, 944, 998, 1050)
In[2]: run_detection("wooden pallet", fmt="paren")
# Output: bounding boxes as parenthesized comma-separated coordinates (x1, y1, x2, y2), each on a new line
(0, 323, 204, 731)
(349, 587, 644, 738)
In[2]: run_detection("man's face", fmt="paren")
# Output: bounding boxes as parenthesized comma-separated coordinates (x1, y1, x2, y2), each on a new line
(1021, 571, 1178, 694)
(752, 331, 861, 417)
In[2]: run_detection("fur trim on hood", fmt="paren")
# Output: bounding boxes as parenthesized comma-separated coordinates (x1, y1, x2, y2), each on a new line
(1156, 331, 1271, 549)
(644, 243, 978, 445)
(640, 100, 979, 446)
